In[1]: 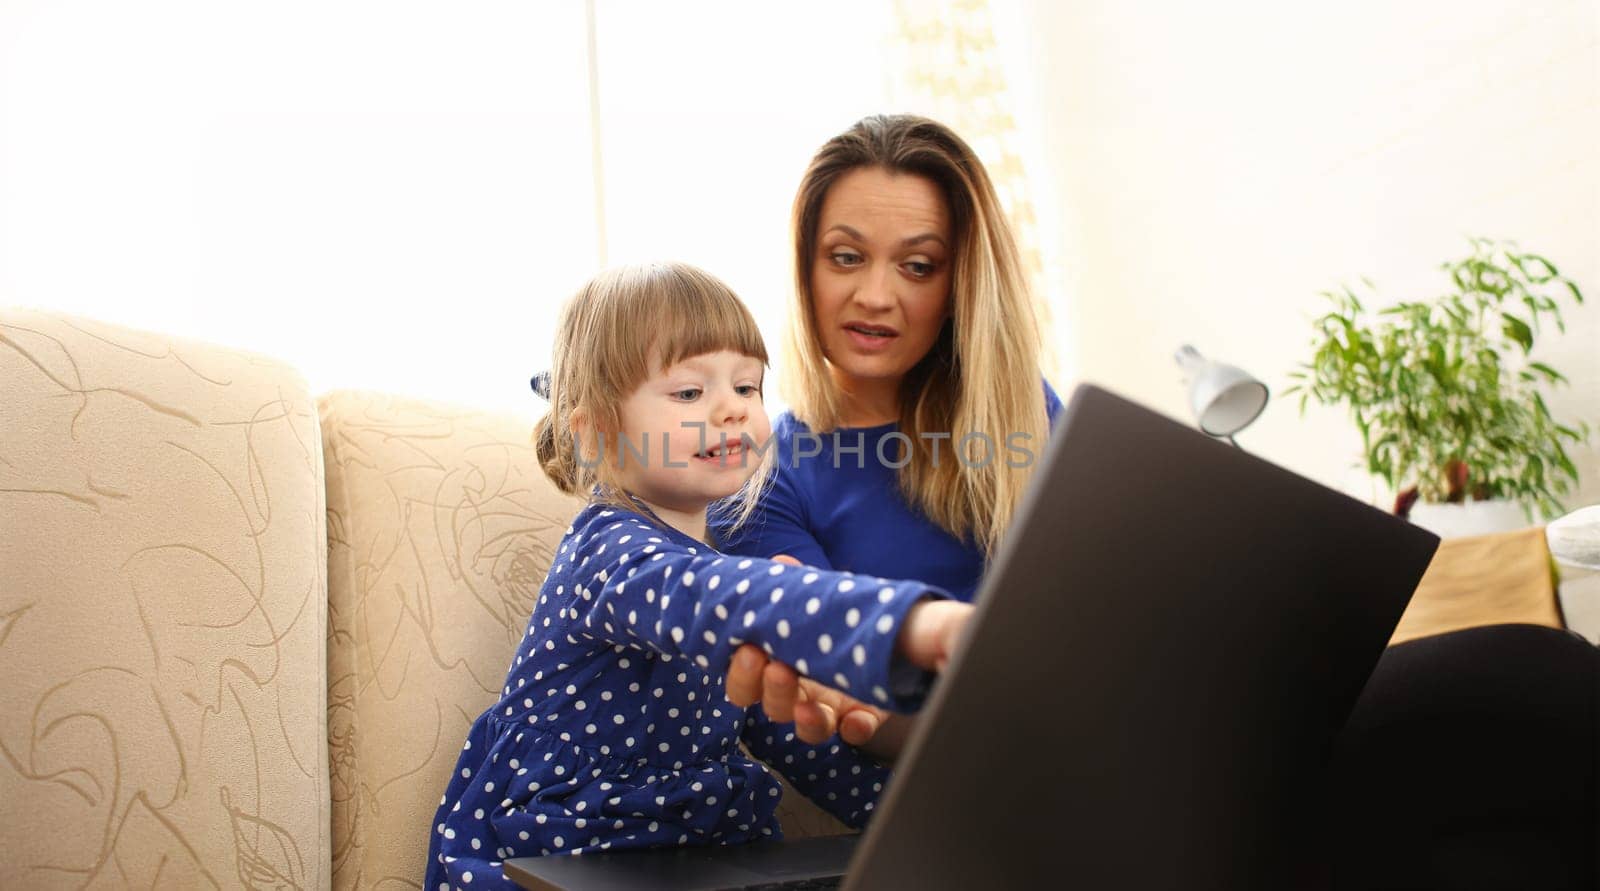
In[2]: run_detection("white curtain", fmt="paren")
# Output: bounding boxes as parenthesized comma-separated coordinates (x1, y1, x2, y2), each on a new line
(884, 0, 1068, 382)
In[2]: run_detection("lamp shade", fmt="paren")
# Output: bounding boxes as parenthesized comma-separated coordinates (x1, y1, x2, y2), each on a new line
(1175, 345, 1269, 437)
(1546, 504, 1600, 570)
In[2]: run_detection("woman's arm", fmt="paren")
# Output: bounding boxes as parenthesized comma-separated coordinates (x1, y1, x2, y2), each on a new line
(711, 454, 834, 570)
(739, 710, 893, 829)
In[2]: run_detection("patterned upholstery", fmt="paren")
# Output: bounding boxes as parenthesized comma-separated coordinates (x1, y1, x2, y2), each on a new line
(319, 389, 585, 888)
(1, 308, 329, 889)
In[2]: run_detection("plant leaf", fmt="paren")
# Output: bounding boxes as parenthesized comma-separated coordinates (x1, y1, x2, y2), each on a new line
(1502, 314, 1534, 352)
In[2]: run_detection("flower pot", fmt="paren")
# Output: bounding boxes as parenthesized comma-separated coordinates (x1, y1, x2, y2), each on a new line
(1407, 499, 1531, 539)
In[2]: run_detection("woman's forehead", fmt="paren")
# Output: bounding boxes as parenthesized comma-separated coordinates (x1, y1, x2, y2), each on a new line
(819, 167, 950, 236)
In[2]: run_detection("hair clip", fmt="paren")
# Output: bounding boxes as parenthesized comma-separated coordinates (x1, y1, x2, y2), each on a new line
(530, 371, 552, 401)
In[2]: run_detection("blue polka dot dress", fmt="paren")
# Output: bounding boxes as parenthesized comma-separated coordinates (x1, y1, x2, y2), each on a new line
(423, 500, 951, 888)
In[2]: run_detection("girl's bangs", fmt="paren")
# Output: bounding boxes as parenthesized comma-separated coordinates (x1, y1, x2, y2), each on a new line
(649, 276, 769, 371)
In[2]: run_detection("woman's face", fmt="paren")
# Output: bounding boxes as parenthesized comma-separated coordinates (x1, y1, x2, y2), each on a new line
(810, 166, 953, 396)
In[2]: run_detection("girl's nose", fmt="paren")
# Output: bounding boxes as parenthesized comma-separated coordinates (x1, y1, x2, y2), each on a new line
(712, 389, 748, 427)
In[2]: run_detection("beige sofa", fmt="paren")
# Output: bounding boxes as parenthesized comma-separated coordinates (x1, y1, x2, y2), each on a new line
(1, 308, 846, 890)
(3, 308, 1568, 889)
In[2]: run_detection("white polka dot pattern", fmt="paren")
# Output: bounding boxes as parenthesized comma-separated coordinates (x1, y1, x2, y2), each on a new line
(424, 502, 946, 888)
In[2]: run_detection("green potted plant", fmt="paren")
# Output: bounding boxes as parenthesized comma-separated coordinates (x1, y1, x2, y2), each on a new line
(1287, 238, 1591, 536)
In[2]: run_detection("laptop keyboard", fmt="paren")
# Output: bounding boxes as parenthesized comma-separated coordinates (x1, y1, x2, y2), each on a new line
(732, 878, 844, 891)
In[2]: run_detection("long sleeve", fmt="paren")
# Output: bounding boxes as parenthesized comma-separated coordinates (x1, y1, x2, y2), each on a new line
(562, 509, 948, 711)
(739, 709, 892, 830)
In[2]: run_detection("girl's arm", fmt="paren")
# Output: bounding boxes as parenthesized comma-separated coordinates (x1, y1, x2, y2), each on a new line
(564, 515, 951, 711)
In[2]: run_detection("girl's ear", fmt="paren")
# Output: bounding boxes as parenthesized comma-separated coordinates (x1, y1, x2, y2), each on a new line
(571, 408, 606, 452)
(572, 407, 617, 438)
(568, 407, 604, 469)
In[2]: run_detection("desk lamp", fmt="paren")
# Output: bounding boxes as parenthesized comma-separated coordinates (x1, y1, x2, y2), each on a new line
(1175, 344, 1269, 446)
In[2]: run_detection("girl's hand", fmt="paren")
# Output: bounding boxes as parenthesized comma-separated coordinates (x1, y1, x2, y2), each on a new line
(894, 598, 973, 674)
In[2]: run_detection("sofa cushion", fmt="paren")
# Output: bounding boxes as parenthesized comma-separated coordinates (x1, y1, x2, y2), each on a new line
(318, 390, 585, 888)
(0, 308, 330, 888)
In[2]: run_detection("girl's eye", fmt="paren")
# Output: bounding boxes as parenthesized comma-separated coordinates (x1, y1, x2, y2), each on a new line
(670, 388, 701, 401)
(830, 250, 863, 268)
(735, 384, 761, 397)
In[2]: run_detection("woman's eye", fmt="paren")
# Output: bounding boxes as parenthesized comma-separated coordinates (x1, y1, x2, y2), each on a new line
(830, 250, 863, 267)
(904, 261, 936, 278)
(670, 388, 701, 401)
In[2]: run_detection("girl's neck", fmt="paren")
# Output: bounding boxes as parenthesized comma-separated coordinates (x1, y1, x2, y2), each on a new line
(629, 495, 709, 545)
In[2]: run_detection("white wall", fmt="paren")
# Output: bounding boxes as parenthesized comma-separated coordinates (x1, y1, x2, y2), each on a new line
(0, 1, 901, 422)
(0, 1, 599, 418)
(1020, 0, 1600, 514)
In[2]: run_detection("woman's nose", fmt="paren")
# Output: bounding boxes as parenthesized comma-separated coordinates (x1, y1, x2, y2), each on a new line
(852, 265, 895, 311)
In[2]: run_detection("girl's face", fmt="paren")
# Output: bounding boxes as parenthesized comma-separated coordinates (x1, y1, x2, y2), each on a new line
(810, 166, 954, 397)
(612, 350, 771, 515)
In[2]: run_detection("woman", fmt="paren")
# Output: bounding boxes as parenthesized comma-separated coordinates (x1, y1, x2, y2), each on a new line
(711, 112, 1061, 756)
(714, 114, 1597, 887)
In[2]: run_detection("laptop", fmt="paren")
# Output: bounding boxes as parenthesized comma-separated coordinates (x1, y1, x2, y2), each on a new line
(504, 383, 1440, 890)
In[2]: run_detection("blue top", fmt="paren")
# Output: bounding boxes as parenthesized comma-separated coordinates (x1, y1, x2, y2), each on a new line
(714, 381, 1065, 603)
(424, 501, 953, 886)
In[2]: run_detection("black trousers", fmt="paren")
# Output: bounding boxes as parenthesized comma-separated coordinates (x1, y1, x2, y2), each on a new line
(1326, 624, 1599, 890)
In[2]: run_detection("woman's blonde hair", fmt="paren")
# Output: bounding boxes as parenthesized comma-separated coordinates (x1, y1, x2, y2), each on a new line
(785, 114, 1046, 555)
(534, 262, 773, 532)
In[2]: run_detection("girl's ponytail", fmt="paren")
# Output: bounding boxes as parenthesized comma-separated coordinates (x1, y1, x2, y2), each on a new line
(533, 410, 580, 495)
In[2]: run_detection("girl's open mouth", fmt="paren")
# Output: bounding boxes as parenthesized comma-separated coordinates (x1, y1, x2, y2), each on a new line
(694, 438, 748, 463)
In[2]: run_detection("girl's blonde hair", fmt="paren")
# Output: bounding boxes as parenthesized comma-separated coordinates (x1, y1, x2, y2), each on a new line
(534, 262, 773, 532)
(785, 114, 1047, 555)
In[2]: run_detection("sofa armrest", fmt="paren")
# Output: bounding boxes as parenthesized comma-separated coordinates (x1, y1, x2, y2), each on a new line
(0, 308, 329, 888)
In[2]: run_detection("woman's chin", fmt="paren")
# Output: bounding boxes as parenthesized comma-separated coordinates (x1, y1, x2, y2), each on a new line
(828, 353, 914, 385)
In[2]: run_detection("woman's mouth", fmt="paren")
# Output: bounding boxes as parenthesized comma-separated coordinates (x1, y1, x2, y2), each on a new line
(844, 323, 898, 351)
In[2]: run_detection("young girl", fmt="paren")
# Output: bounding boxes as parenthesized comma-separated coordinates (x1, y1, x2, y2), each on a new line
(424, 262, 970, 888)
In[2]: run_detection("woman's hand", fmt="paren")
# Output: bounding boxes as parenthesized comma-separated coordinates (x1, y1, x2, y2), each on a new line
(723, 557, 887, 744)
(725, 553, 973, 752)
(726, 642, 892, 746)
